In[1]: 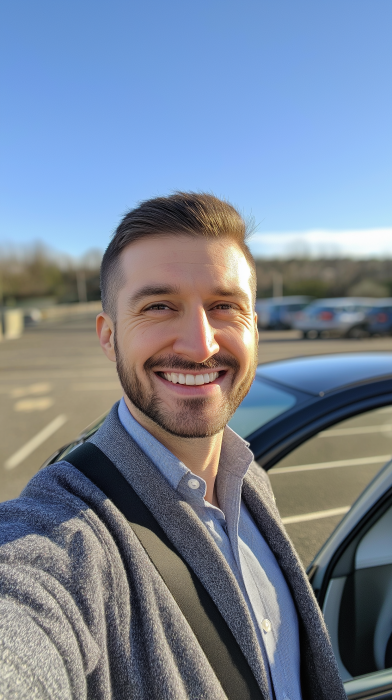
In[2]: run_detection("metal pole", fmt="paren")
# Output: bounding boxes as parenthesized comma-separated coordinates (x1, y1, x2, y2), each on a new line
(272, 271, 283, 298)
(76, 270, 87, 303)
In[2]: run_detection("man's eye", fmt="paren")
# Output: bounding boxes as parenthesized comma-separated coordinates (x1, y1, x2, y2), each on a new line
(213, 303, 235, 310)
(145, 303, 172, 311)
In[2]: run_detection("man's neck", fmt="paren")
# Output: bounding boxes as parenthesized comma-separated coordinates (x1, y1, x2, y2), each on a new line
(124, 397, 222, 506)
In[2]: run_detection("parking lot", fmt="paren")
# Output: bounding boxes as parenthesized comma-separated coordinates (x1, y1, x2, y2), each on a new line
(1, 312, 392, 566)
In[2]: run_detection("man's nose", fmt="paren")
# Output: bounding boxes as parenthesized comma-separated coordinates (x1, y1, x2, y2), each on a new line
(172, 307, 219, 363)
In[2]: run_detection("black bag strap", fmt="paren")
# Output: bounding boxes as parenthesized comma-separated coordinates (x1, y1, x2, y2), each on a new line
(65, 442, 264, 700)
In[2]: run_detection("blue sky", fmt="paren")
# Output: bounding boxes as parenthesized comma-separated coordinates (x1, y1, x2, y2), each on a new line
(1, 0, 391, 259)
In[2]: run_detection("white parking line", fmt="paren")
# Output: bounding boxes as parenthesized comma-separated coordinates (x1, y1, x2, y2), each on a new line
(10, 383, 52, 398)
(4, 415, 67, 470)
(282, 506, 350, 525)
(270, 454, 391, 475)
(71, 382, 120, 391)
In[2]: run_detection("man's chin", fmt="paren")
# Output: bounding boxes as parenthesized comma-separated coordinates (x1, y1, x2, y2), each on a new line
(151, 421, 226, 439)
(131, 402, 229, 439)
(116, 349, 255, 439)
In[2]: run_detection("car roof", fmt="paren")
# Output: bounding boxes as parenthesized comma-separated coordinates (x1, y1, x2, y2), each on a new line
(367, 298, 392, 307)
(256, 352, 392, 395)
(307, 297, 375, 307)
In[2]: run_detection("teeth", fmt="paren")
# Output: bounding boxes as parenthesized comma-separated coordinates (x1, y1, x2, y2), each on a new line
(163, 371, 219, 385)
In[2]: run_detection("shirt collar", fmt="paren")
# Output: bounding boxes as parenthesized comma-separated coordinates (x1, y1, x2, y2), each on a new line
(118, 397, 254, 498)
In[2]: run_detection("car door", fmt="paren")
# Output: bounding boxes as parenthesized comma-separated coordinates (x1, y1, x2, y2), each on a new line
(262, 405, 392, 699)
(310, 456, 392, 699)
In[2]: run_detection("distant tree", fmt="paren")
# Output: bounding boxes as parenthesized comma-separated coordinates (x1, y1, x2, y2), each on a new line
(0, 242, 103, 305)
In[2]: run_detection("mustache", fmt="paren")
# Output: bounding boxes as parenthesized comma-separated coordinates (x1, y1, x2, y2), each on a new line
(144, 353, 239, 373)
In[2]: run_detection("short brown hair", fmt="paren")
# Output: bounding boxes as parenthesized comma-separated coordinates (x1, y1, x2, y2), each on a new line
(101, 192, 256, 318)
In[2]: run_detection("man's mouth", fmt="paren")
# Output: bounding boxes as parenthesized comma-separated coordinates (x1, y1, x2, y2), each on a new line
(159, 371, 221, 386)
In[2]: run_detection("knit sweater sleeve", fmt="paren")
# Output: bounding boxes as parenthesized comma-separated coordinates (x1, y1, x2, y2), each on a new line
(0, 462, 125, 700)
(0, 597, 74, 700)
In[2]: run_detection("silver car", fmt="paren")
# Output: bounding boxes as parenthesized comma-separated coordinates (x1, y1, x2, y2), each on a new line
(293, 298, 377, 338)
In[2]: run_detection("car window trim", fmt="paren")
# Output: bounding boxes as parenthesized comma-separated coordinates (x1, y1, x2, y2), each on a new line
(251, 390, 392, 471)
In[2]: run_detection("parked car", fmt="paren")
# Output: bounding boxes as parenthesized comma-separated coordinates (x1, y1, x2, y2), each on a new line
(364, 299, 392, 336)
(293, 297, 377, 338)
(45, 352, 392, 699)
(255, 296, 312, 330)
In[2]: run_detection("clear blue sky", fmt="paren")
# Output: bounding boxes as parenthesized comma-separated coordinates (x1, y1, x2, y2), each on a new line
(1, 0, 391, 257)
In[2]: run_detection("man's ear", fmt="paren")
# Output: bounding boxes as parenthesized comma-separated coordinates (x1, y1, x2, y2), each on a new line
(96, 312, 116, 362)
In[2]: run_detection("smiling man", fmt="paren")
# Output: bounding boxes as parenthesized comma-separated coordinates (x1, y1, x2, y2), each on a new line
(0, 193, 346, 700)
(98, 226, 258, 507)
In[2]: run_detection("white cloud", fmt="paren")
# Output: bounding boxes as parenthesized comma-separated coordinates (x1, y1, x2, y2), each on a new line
(248, 228, 392, 259)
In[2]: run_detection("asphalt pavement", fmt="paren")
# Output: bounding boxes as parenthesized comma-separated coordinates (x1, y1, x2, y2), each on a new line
(1, 313, 392, 567)
(0, 313, 121, 502)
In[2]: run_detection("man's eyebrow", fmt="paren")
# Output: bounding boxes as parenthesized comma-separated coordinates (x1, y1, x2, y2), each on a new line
(128, 284, 251, 308)
(128, 284, 181, 307)
(212, 286, 251, 304)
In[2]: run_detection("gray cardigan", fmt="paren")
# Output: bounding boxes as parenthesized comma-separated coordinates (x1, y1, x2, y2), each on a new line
(0, 405, 347, 700)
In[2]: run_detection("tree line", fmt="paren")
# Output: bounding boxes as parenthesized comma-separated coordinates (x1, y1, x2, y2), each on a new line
(1, 244, 392, 306)
(255, 258, 392, 299)
(0, 244, 102, 306)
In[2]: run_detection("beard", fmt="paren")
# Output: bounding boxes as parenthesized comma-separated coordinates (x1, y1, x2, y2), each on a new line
(114, 339, 258, 439)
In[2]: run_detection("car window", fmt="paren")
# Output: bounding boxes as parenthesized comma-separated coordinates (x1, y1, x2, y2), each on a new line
(353, 305, 371, 312)
(228, 380, 296, 438)
(289, 304, 307, 312)
(265, 405, 392, 568)
(338, 501, 392, 681)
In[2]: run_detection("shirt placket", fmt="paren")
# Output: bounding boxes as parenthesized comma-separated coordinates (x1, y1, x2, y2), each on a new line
(217, 471, 276, 699)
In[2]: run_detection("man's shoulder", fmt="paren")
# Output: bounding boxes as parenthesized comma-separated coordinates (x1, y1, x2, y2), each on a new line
(0, 460, 112, 555)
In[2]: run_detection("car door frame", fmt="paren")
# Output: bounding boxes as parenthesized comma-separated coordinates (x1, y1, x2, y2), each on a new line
(248, 376, 392, 472)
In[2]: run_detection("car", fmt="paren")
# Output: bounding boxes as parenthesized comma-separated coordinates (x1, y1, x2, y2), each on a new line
(255, 296, 312, 330)
(364, 300, 392, 337)
(44, 352, 392, 699)
(293, 297, 377, 338)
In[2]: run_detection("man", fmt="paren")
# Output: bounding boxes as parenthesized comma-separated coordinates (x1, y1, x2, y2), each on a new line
(0, 193, 346, 699)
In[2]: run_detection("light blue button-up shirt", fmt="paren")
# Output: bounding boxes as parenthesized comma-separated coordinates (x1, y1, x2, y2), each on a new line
(118, 398, 302, 700)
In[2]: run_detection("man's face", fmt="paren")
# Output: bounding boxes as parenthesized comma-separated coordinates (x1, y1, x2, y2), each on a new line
(101, 235, 258, 438)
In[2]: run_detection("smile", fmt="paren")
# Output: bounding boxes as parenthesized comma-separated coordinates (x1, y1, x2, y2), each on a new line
(161, 371, 220, 386)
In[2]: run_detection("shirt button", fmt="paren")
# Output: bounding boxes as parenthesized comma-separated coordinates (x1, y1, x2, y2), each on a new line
(188, 478, 200, 490)
(261, 619, 272, 633)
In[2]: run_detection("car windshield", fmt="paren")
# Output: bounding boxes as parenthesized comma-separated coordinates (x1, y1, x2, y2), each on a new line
(228, 378, 297, 438)
(288, 304, 307, 312)
(307, 303, 371, 316)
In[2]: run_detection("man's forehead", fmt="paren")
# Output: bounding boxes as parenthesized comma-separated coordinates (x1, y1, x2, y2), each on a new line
(118, 235, 253, 303)
(120, 235, 250, 280)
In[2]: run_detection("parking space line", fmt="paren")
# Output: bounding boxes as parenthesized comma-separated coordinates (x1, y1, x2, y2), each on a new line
(282, 506, 350, 525)
(4, 415, 68, 470)
(71, 382, 120, 391)
(270, 454, 391, 475)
